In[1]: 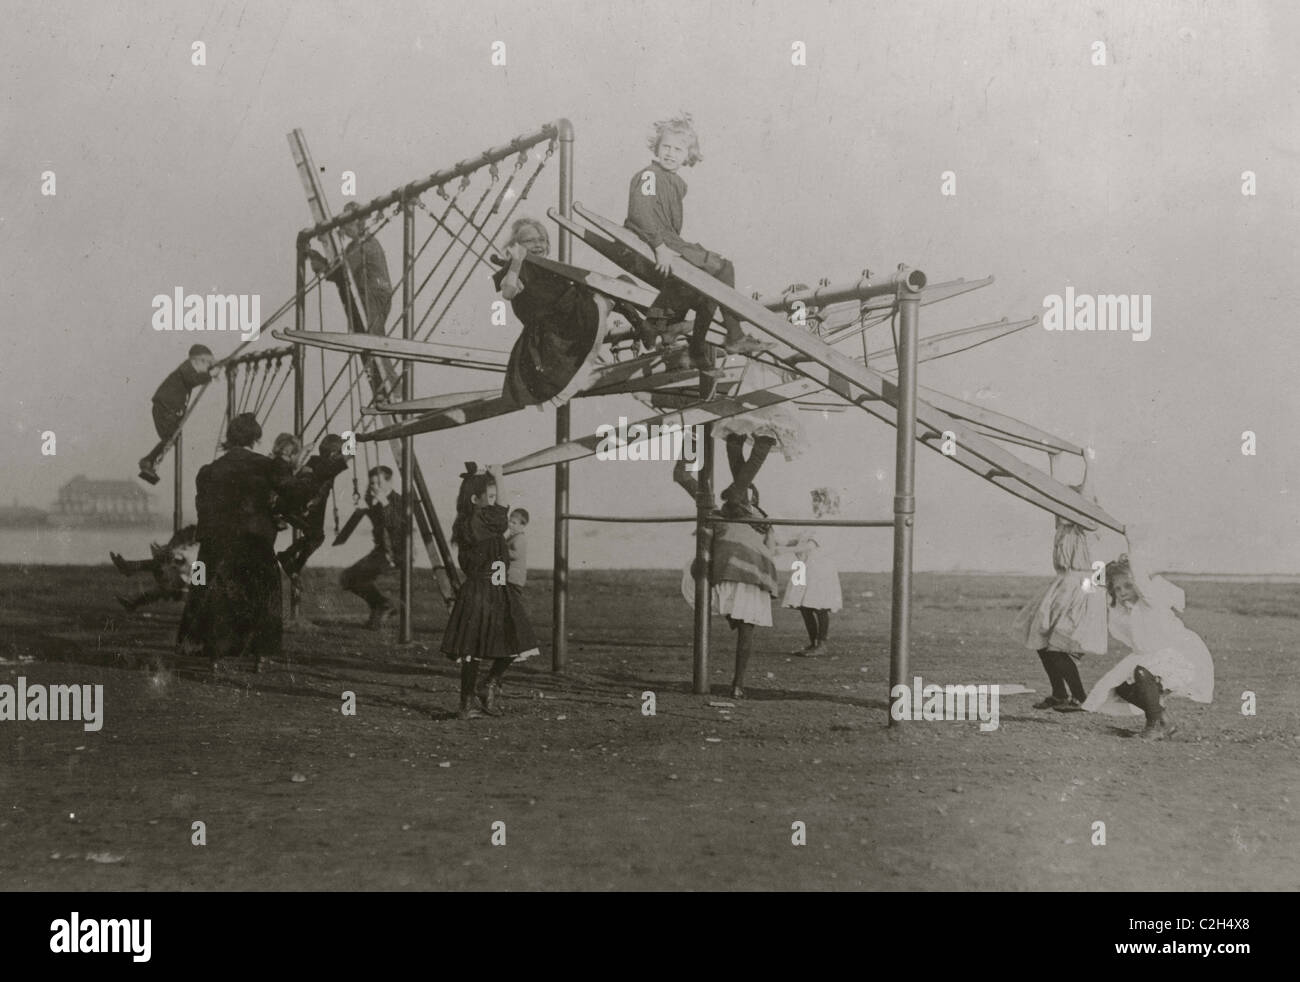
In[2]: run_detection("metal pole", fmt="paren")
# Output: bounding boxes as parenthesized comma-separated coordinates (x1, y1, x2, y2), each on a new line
(290, 243, 306, 623)
(172, 428, 183, 535)
(691, 423, 714, 695)
(552, 119, 574, 673)
(399, 196, 415, 644)
(889, 291, 920, 724)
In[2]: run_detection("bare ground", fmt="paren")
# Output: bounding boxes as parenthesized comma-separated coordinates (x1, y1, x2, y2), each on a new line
(1, 565, 1297, 891)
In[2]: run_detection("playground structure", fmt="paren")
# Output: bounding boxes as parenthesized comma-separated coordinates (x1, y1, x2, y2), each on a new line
(158, 117, 1124, 717)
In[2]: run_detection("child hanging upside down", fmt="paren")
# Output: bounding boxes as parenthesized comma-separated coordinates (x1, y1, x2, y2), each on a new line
(138, 344, 219, 484)
(110, 525, 199, 612)
(494, 217, 614, 408)
(675, 459, 779, 698)
(625, 112, 773, 370)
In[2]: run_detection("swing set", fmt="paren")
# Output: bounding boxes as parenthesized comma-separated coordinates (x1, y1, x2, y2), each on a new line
(154, 116, 1122, 719)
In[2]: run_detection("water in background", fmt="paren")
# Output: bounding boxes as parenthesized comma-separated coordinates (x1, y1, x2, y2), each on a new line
(2, 526, 1297, 581)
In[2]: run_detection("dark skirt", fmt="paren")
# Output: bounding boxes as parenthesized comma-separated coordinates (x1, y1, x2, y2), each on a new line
(179, 537, 282, 662)
(503, 295, 601, 406)
(440, 575, 537, 662)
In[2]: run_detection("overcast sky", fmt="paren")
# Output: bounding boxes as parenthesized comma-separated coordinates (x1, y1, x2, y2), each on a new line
(2, 0, 1297, 573)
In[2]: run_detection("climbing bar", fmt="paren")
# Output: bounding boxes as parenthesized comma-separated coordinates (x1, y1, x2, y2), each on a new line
(296, 121, 568, 245)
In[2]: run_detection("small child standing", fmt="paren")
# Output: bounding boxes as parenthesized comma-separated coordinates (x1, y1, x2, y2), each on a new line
(138, 344, 219, 484)
(780, 488, 844, 656)
(505, 508, 529, 593)
(625, 113, 772, 370)
(1010, 456, 1109, 710)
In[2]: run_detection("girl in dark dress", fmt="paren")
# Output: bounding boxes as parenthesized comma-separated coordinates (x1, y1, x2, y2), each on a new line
(493, 217, 612, 408)
(440, 463, 539, 719)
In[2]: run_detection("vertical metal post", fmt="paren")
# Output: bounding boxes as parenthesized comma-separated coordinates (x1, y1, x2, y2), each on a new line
(290, 242, 306, 623)
(172, 430, 183, 535)
(552, 119, 574, 673)
(888, 290, 920, 723)
(691, 423, 714, 694)
(399, 197, 415, 644)
(226, 364, 237, 430)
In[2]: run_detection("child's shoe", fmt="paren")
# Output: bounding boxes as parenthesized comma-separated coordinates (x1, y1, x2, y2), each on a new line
(1033, 695, 1068, 710)
(137, 458, 160, 485)
(116, 594, 138, 612)
(1053, 698, 1085, 713)
(110, 552, 131, 575)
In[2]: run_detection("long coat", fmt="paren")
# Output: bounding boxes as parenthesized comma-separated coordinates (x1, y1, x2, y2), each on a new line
(178, 447, 290, 662)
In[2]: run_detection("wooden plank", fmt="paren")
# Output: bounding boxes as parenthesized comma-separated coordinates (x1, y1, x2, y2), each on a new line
(504, 377, 823, 474)
(273, 329, 508, 371)
(866, 317, 1035, 373)
(513, 254, 660, 309)
(366, 388, 503, 415)
(359, 392, 522, 441)
(572, 202, 1123, 533)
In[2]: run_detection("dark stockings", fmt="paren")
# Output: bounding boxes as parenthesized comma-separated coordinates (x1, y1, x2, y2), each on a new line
(1038, 648, 1085, 701)
(725, 434, 774, 496)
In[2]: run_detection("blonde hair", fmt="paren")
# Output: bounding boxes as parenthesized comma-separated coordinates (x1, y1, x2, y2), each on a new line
(648, 113, 703, 167)
(272, 432, 302, 460)
(508, 216, 550, 254)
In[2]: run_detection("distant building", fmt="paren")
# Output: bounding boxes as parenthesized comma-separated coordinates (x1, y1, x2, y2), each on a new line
(48, 476, 159, 527)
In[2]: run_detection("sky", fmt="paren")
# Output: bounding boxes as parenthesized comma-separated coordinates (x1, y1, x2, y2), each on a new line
(2, 0, 1297, 573)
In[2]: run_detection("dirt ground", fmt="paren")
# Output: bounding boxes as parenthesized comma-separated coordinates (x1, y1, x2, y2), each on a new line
(1, 564, 1297, 891)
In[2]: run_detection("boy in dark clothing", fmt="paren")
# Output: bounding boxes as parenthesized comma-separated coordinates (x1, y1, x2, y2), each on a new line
(276, 434, 349, 577)
(339, 465, 405, 629)
(308, 202, 393, 336)
(138, 344, 219, 484)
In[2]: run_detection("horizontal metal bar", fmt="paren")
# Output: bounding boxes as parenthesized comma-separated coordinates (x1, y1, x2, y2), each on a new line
(753, 267, 927, 311)
(560, 513, 894, 527)
(224, 345, 295, 366)
(297, 120, 568, 244)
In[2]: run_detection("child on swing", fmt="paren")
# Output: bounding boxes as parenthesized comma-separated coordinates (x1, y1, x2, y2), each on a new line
(625, 113, 773, 371)
(276, 434, 349, 578)
(110, 525, 199, 612)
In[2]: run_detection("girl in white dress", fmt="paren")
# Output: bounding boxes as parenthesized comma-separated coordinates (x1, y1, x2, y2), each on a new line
(779, 487, 844, 656)
(1082, 550, 1215, 740)
(1010, 455, 1109, 710)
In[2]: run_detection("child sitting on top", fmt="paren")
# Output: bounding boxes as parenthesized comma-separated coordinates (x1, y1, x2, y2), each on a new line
(276, 434, 349, 578)
(110, 525, 199, 611)
(138, 344, 219, 484)
(625, 112, 773, 371)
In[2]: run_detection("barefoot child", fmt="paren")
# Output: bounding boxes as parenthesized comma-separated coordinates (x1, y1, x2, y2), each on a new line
(1010, 456, 1109, 710)
(138, 344, 219, 484)
(625, 113, 772, 370)
(440, 464, 539, 719)
(779, 488, 844, 656)
(1082, 550, 1215, 740)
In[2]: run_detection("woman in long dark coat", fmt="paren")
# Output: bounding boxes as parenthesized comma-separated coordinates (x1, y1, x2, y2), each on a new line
(178, 412, 290, 673)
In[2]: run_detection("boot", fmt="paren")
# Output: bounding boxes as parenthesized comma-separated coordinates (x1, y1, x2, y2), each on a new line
(1120, 665, 1172, 739)
(110, 552, 134, 576)
(457, 660, 484, 720)
(116, 594, 140, 612)
(138, 457, 160, 485)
